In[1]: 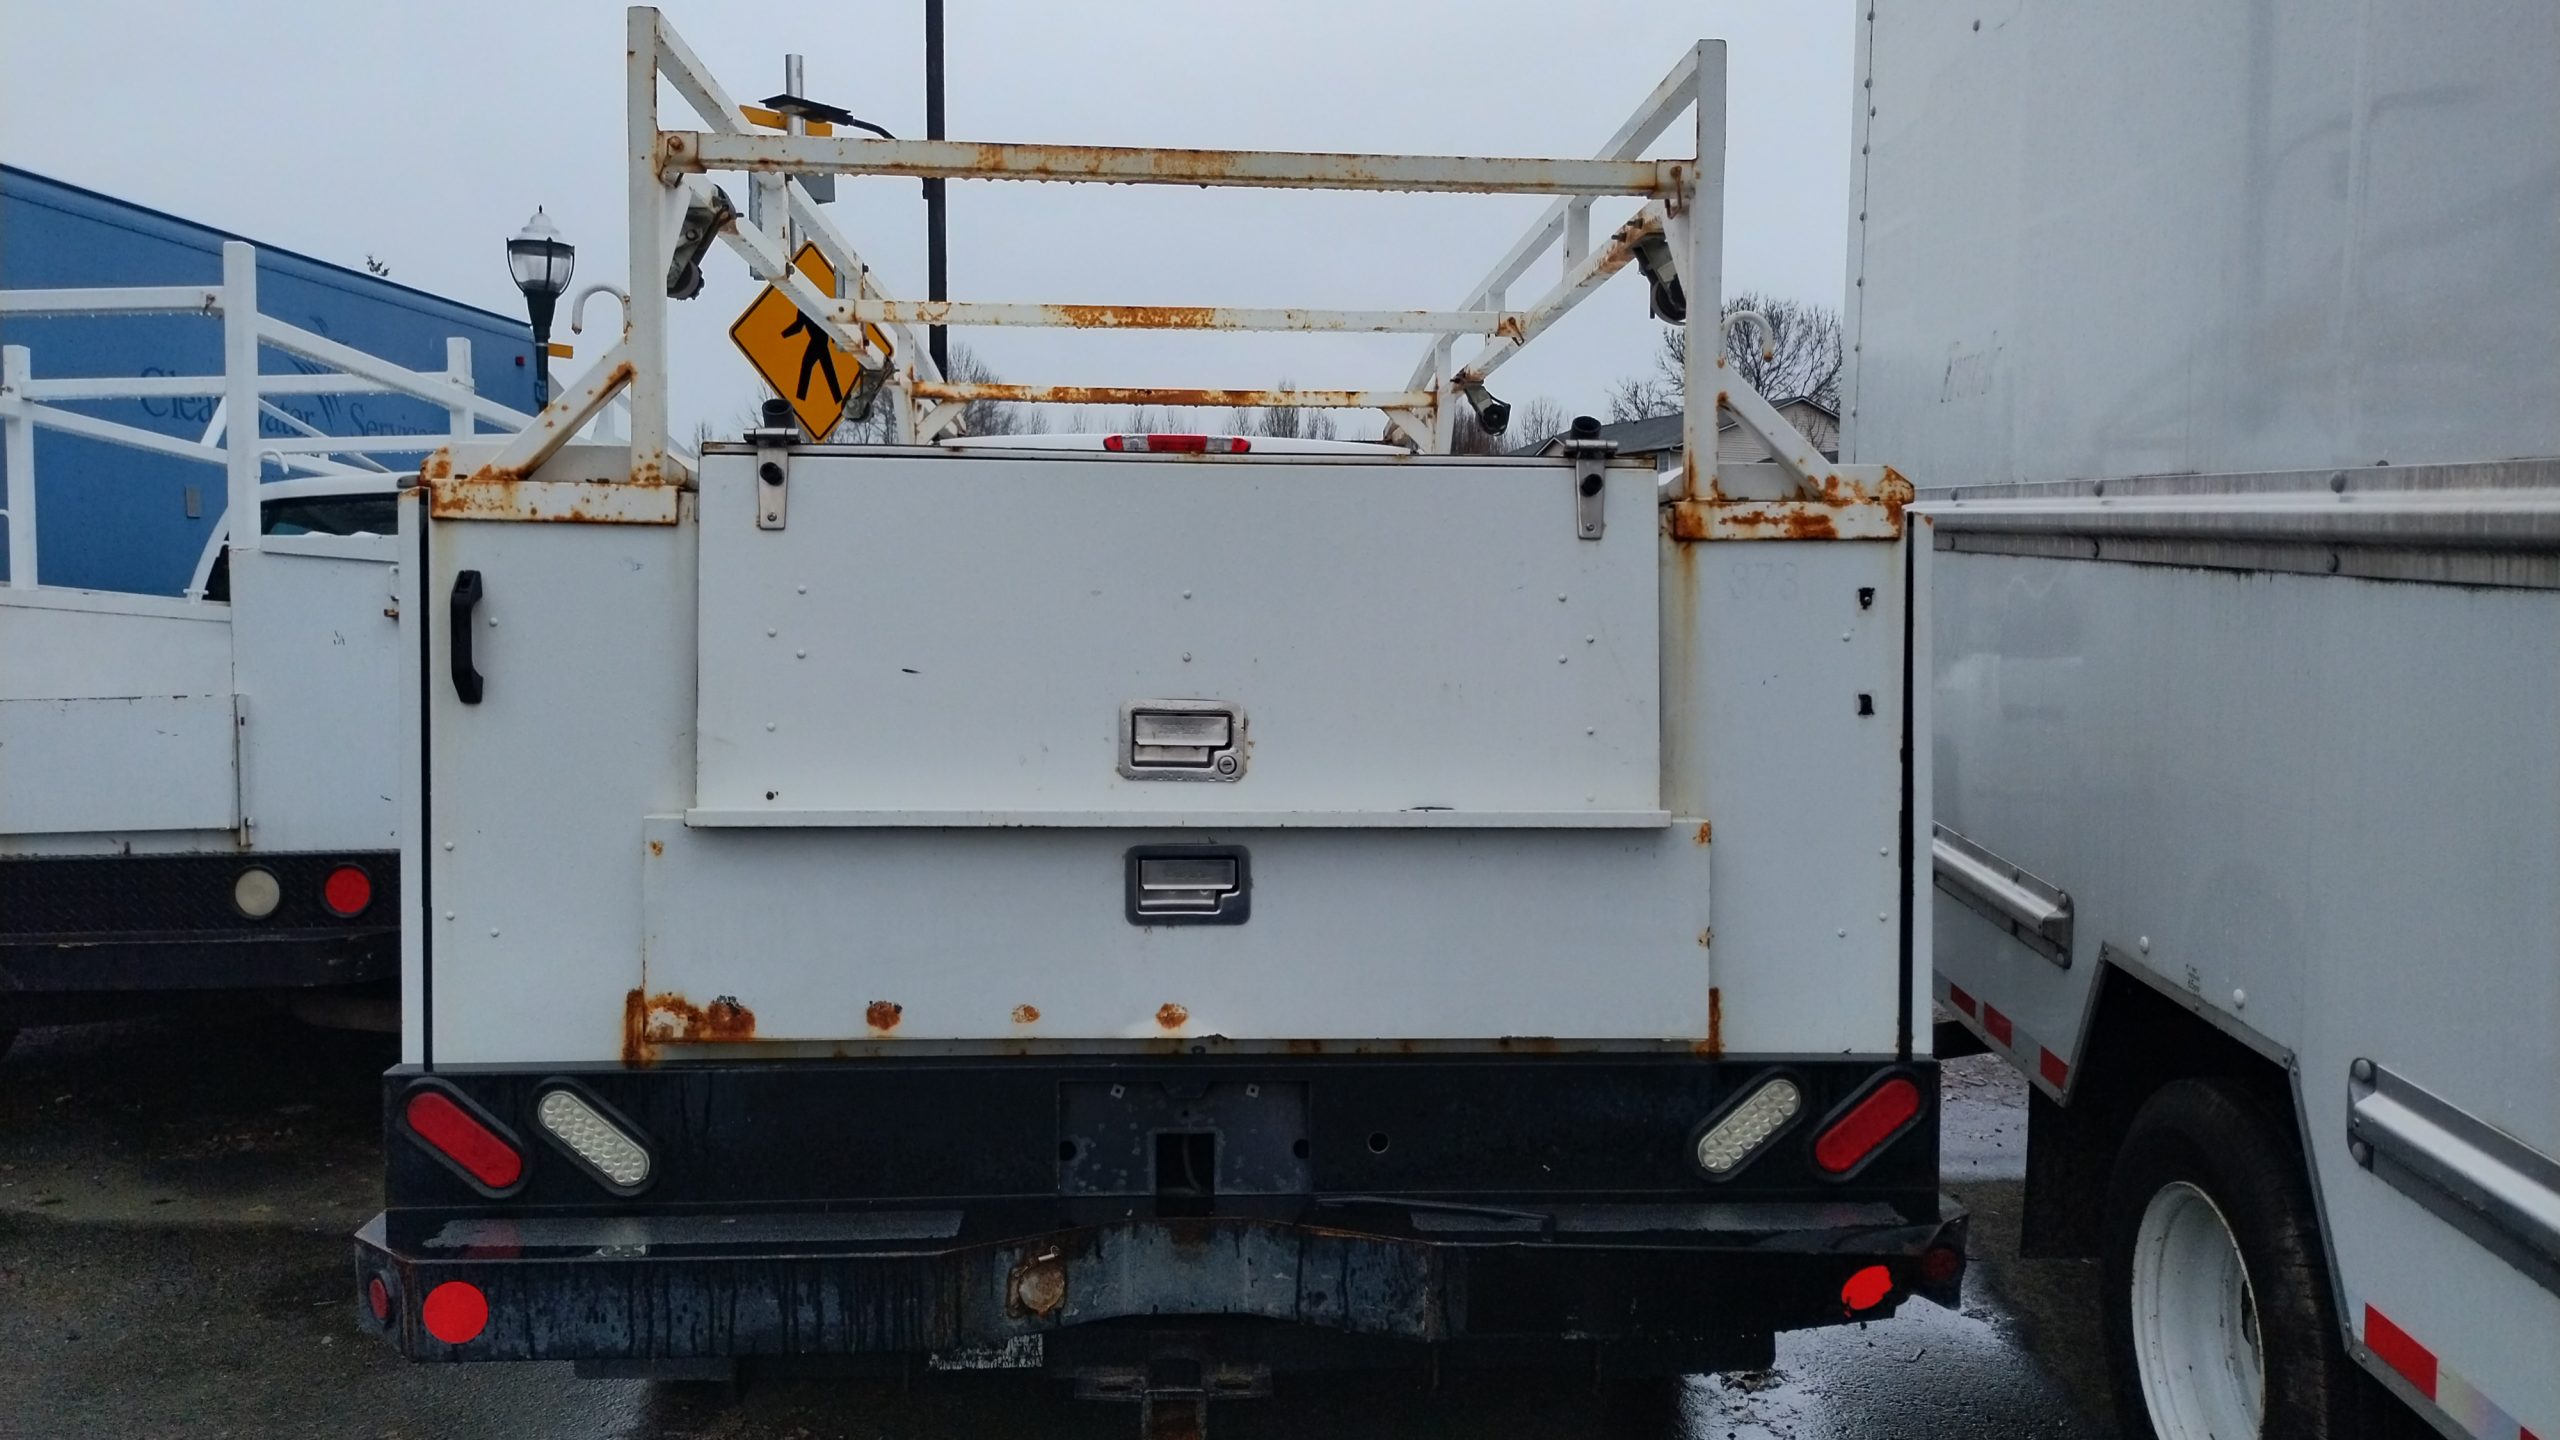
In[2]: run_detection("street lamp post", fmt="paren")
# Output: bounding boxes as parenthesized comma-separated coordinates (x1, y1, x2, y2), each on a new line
(506, 208, 575, 407)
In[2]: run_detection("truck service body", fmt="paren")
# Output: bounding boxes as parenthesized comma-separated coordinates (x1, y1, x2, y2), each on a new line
(1850, 2, 2560, 1436)
(353, 12, 1961, 1418)
(1, 211, 549, 1039)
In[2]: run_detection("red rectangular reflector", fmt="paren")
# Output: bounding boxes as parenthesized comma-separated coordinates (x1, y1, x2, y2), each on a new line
(1102, 434, 1250, 453)
(2038, 1047, 2069, 1087)
(1814, 1076, 1923, 1174)
(405, 1089, 524, 1190)
(1981, 1003, 2014, 1046)
(1946, 984, 1977, 1018)
(2363, 1305, 2437, 1400)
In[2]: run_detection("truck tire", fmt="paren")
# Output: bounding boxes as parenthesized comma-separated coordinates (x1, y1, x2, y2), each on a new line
(2102, 1077, 2405, 1440)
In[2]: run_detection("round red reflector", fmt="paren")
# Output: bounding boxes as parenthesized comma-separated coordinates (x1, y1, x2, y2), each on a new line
(365, 1275, 392, 1322)
(1813, 1076, 1924, 1174)
(421, 1281, 488, 1345)
(322, 864, 372, 917)
(404, 1089, 524, 1189)
(1841, 1264, 1894, 1312)
(1920, 1243, 1963, 1286)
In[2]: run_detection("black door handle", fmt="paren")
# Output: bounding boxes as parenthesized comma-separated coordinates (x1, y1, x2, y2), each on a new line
(450, 570, 485, 705)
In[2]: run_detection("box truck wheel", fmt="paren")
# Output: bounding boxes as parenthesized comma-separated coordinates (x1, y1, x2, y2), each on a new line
(2102, 1078, 2400, 1439)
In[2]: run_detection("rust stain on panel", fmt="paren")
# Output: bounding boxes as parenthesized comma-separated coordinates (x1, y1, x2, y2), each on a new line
(1156, 1002, 1189, 1030)
(865, 1000, 904, 1032)
(623, 989, 756, 1067)
(647, 840, 664, 857)
(911, 381, 1377, 411)
(1693, 821, 1712, 845)
(1055, 303, 1221, 330)
(1694, 987, 1724, 1058)
(1011, 1004, 1041, 1025)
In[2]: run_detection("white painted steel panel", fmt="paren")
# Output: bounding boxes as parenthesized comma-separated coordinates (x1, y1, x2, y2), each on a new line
(226, 546, 402, 852)
(1845, 1, 2560, 484)
(0, 694, 236, 834)
(639, 821, 1711, 1043)
(1663, 538, 1909, 1056)
(422, 509, 700, 1066)
(692, 451, 1660, 821)
(0, 590, 232, 702)
(1930, 545, 2560, 1433)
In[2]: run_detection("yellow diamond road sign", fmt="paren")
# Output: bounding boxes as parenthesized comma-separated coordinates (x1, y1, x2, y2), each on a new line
(729, 244, 892, 441)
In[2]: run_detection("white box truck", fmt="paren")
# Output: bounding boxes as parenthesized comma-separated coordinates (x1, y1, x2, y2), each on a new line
(1849, 3, 2560, 1437)
(351, 11, 1960, 1428)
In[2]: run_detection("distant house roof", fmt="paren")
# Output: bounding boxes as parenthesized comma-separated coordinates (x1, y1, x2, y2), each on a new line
(1528, 396, 1838, 459)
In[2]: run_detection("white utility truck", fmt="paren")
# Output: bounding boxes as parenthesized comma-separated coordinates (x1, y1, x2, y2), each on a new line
(352, 11, 1958, 1428)
(0, 245, 554, 1049)
(1852, 3, 2560, 1438)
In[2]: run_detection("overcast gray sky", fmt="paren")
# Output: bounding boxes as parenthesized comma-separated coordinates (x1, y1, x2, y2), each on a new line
(2, 0, 1855, 441)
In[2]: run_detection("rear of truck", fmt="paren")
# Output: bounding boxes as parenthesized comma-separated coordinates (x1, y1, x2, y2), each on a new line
(2, 224, 540, 1045)
(356, 9, 1958, 1404)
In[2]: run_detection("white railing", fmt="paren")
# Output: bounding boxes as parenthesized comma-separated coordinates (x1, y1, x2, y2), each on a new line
(464, 6, 1835, 499)
(0, 240, 551, 590)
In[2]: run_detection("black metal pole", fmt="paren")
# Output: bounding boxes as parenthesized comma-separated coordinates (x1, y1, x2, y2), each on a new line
(526, 291, 559, 408)
(924, 0, 949, 378)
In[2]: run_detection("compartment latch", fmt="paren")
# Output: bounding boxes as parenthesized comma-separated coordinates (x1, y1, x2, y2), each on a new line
(1126, 845, 1251, 925)
(1120, 701, 1245, 781)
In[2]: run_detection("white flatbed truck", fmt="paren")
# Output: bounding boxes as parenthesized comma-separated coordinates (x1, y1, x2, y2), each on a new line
(350, 11, 1962, 1428)
(0, 248, 556, 1047)
(1850, 3, 2560, 1437)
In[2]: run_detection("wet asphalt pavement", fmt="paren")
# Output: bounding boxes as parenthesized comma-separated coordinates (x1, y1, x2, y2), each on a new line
(0, 1017, 2121, 1439)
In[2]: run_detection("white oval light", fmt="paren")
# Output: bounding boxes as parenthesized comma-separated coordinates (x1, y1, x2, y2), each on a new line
(1695, 1077, 1803, 1175)
(232, 867, 282, 918)
(536, 1089, 651, 1189)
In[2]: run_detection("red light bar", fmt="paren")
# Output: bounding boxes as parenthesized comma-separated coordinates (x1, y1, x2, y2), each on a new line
(1101, 434, 1250, 454)
(404, 1089, 524, 1190)
(1813, 1075, 1922, 1174)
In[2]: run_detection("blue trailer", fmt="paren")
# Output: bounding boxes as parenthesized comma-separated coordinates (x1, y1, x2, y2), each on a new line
(0, 166, 537, 594)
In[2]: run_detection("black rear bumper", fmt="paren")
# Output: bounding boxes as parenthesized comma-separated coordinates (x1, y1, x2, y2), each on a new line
(0, 851, 397, 1002)
(357, 1053, 1964, 1371)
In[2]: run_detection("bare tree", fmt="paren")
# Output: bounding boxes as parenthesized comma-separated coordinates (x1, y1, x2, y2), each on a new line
(1506, 395, 1569, 453)
(363, 255, 392, 277)
(1230, 379, 1335, 442)
(945, 344, 1045, 439)
(1720, 292, 1842, 409)
(1607, 292, 1844, 423)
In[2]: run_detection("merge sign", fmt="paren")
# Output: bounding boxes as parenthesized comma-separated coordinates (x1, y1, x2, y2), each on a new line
(729, 244, 891, 441)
